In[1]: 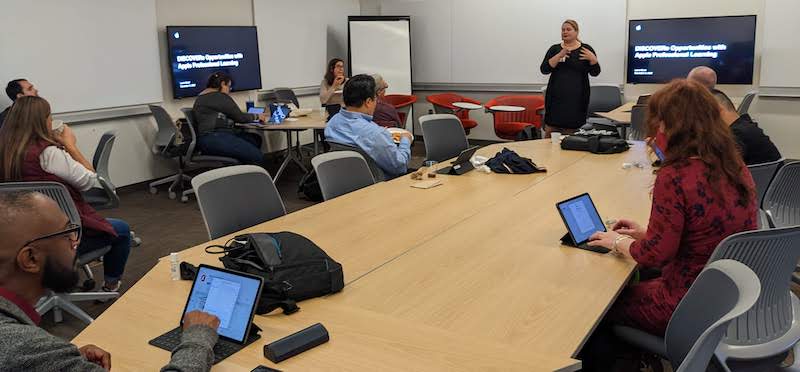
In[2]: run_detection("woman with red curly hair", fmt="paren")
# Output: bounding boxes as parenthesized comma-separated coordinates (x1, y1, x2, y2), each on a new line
(582, 79, 757, 370)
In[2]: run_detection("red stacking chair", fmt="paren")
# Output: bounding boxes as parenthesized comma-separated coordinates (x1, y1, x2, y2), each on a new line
(425, 93, 480, 133)
(484, 95, 545, 140)
(383, 94, 417, 124)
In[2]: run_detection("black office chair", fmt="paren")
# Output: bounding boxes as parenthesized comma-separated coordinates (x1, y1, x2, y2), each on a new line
(1, 182, 118, 324)
(273, 87, 300, 108)
(81, 131, 142, 247)
(148, 105, 240, 202)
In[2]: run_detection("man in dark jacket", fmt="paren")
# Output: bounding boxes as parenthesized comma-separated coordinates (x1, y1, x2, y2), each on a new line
(710, 89, 782, 165)
(0, 190, 220, 371)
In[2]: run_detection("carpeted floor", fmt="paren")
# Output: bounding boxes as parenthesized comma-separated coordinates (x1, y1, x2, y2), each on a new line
(42, 141, 429, 340)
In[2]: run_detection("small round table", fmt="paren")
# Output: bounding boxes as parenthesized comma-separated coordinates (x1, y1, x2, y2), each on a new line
(452, 102, 483, 110)
(489, 105, 526, 112)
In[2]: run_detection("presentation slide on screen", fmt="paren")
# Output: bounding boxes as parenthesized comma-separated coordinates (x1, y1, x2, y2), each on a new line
(168, 26, 261, 99)
(627, 16, 756, 84)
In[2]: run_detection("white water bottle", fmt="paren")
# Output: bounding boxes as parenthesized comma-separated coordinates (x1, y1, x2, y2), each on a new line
(169, 252, 180, 281)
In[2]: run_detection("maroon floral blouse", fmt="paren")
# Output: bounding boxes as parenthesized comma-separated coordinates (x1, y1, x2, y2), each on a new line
(614, 159, 757, 336)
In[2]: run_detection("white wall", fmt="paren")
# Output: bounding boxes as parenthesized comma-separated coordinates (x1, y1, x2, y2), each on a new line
(66, 0, 332, 188)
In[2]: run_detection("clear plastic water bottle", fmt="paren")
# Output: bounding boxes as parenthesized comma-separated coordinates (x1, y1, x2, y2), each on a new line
(169, 252, 180, 281)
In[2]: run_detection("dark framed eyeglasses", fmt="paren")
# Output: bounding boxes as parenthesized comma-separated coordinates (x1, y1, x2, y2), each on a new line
(22, 223, 82, 249)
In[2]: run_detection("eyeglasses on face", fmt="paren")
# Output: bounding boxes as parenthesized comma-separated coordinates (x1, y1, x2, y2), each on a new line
(21, 223, 82, 249)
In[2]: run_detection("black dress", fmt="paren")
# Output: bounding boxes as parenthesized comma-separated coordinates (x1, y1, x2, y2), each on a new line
(540, 43, 601, 129)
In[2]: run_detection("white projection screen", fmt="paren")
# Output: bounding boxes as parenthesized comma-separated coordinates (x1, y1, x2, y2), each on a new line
(348, 16, 412, 95)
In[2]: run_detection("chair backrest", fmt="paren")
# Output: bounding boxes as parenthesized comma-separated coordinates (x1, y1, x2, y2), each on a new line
(707, 226, 800, 347)
(484, 95, 545, 128)
(191, 165, 287, 239)
(149, 105, 177, 153)
(180, 107, 201, 161)
(419, 114, 469, 162)
(587, 85, 623, 114)
(384, 94, 418, 124)
(629, 104, 647, 141)
(311, 151, 375, 201)
(636, 94, 651, 105)
(92, 131, 117, 187)
(762, 161, 800, 227)
(426, 93, 479, 121)
(666, 260, 760, 372)
(747, 158, 784, 209)
(383, 94, 417, 109)
(327, 142, 386, 182)
(737, 91, 758, 115)
(274, 88, 300, 108)
(0, 182, 80, 226)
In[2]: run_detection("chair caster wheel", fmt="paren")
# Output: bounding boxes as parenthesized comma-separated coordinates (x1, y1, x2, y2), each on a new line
(82, 279, 96, 291)
(181, 196, 189, 203)
(169, 191, 177, 200)
(149, 187, 158, 195)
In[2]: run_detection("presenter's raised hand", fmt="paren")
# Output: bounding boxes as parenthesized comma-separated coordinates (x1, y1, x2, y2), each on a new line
(579, 47, 598, 65)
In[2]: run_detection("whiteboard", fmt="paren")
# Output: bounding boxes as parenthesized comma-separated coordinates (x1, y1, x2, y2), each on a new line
(254, 0, 359, 89)
(381, 0, 626, 85)
(0, 0, 162, 114)
(760, 0, 800, 88)
(349, 18, 412, 94)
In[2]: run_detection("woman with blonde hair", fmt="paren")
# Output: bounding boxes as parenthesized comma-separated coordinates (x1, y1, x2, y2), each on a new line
(0, 96, 132, 293)
(540, 19, 601, 138)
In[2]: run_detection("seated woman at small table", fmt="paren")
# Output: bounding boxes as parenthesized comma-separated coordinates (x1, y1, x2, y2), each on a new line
(193, 72, 267, 166)
(581, 79, 758, 370)
(371, 74, 402, 128)
(320, 58, 346, 120)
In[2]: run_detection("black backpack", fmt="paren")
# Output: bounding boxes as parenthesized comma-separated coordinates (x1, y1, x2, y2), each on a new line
(560, 133, 629, 154)
(206, 232, 344, 315)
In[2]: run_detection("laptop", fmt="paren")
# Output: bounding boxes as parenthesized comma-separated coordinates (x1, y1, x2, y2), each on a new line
(268, 103, 291, 124)
(247, 107, 266, 124)
(149, 265, 264, 364)
(556, 193, 610, 254)
(435, 146, 481, 175)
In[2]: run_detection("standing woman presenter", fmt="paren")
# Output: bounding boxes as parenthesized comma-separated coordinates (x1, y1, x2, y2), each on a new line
(540, 19, 600, 138)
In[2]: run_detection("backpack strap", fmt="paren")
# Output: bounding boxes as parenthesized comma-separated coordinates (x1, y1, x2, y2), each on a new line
(256, 298, 299, 315)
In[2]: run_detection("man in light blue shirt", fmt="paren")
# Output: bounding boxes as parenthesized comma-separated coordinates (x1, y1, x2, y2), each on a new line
(325, 74, 412, 178)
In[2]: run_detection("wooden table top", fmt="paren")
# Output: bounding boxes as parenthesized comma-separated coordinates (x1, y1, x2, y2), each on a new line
(238, 110, 327, 131)
(594, 102, 635, 124)
(73, 140, 656, 371)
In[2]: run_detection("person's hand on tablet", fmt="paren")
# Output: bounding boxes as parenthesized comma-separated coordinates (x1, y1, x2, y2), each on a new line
(257, 113, 268, 123)
(588, 231, 633, 258)
(611, 218, 646, 240)
(184, 310, 220, 331)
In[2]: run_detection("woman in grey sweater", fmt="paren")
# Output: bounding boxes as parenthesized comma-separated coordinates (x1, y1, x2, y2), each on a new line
(192, 72, 267, 166)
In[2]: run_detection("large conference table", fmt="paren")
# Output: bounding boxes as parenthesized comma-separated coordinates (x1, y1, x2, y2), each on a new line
(73, 140, 657, 371)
